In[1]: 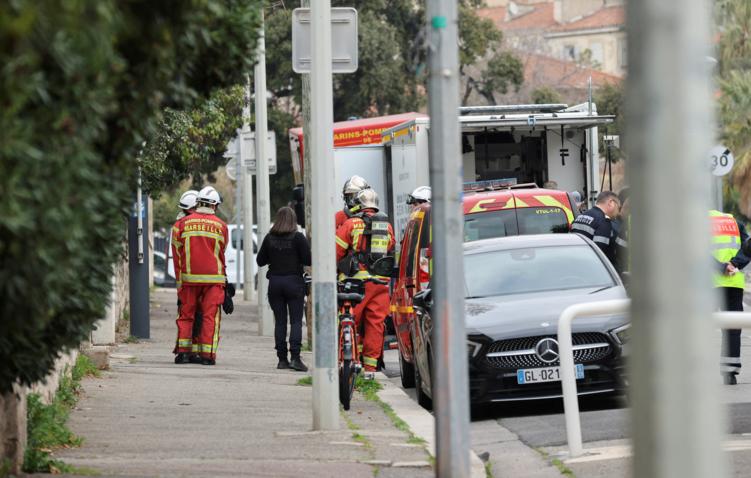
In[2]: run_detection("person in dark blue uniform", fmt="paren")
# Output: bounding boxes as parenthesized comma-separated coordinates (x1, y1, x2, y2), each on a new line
(570, 191, 621, 264)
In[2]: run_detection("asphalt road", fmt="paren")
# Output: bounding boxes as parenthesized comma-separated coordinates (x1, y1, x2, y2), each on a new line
(383, 331, 751, 477)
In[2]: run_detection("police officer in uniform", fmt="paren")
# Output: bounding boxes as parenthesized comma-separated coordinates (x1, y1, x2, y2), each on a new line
(710, 210, 749, 385)
(570, 191, 621, 264)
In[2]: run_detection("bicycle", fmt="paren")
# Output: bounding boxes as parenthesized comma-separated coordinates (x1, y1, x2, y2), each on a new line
(337, 276, 388, 410)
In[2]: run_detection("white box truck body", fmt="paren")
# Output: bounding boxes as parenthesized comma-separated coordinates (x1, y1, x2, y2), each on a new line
(380, 104, 614, 240)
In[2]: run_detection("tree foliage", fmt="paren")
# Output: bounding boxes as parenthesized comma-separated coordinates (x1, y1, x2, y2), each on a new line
(0, 0, 262, 392)
(140, 86, 246, 194)
(716, 0, 751, 215)
(459, 3, 524, 105)
(531, 86, 563, 105)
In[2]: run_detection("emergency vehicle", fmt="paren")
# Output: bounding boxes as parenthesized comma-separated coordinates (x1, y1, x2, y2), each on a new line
(288, 104, 613, 246)
(391, 184, 579, 387)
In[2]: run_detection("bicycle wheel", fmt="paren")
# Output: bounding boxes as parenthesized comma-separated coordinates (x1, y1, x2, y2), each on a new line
(340, 358, 355, 410)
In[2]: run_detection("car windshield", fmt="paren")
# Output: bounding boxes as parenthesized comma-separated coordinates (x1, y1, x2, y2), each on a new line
(464, 245, 615, 298)
(463, 207, 569, 242)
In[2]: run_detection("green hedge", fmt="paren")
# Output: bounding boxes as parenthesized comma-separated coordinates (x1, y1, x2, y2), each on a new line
(0, 0, 261, 392)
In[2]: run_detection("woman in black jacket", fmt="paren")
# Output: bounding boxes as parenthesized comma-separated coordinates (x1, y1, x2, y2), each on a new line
(256, 207, 311, 371)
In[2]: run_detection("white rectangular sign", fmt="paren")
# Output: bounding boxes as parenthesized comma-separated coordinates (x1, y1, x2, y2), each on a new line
(224, 131, 277, 175)
(292, 7, 358, 74)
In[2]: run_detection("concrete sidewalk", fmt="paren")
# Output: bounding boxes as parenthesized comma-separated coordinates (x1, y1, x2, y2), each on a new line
(51, 288, 432, 477)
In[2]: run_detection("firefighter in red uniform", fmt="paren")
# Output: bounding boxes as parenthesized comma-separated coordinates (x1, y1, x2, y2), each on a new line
(335, 175, 371, 229)
(336, 188, 395, 379)
(173, 186, 229, 366)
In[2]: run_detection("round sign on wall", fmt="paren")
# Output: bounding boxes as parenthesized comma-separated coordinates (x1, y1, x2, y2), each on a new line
(710, 145, 734, 177)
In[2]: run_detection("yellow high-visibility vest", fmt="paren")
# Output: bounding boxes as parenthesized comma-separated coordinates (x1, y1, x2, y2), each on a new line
(710, 210, 745, 289)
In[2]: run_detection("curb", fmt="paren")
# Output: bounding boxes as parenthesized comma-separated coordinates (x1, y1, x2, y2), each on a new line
(375, 372, 486, 478)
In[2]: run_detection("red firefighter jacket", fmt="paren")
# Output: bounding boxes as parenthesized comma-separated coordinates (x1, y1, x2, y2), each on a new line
(335, 210, 395, 279)
(174, 208, 229, 285)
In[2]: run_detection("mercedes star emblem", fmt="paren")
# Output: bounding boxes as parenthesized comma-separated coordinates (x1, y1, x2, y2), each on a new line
(535, 338, 559, 363)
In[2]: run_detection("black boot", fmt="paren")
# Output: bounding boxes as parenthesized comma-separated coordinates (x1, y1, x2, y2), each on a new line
(277, 357, 290, 369)
(174, 353, 189, 364)
(289, 356, 308, 372)
(724, 374, 738, 385)
(188, 354, 202, 364)
(200, 358, 215, 366)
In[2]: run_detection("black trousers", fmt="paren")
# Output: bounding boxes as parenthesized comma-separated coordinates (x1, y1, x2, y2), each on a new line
(268, 275, 305, 359)
(720, 287, 744, 376)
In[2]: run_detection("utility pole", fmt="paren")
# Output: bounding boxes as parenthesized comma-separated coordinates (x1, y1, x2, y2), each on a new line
(241, 76, 256, 302)
(235, 144, 243, 291)
(301, 0, 314, 359)
(255, 10, 273, 336)
(310, 0, 339, 431)
(426, 1, 470, 476)
(626, 0, 723, 476)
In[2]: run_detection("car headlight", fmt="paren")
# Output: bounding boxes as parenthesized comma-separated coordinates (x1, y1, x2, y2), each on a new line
(467, 339, 483, 359)
(610, 324, 631, 345)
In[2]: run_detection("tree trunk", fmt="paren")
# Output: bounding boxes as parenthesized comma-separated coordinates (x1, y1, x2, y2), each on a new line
(0, 387, 27, 475)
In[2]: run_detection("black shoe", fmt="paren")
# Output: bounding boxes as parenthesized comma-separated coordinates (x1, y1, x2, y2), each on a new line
(200, 358, 215, 366)
(724, 374, 738, 385)
(174, 353, 189, 364)
(188, 354, 202, 364)
(277, 359, 290, 369)
(289, 357, 308, 372)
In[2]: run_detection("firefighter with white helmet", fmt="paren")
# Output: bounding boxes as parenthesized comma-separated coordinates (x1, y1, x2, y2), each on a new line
(177, 190, 199, 219)
(336, 175, 371, 229)
(335, 188, 395, 379)
(406, 186, 431, 207)
(172, 185, 228, 365)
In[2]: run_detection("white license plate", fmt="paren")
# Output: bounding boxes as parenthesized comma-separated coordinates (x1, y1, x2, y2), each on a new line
(516, 364, 584, 384)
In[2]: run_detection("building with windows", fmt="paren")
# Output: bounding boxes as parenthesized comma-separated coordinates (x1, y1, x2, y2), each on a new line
(477, 0, 626, 77)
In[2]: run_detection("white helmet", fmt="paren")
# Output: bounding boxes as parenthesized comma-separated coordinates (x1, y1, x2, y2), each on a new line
(407, 186, 431, 205)
(356, 188, 379, 211)
(197, 186, 222, 206)
(178, 190, 199, 210)
(342, 175, 370, 208)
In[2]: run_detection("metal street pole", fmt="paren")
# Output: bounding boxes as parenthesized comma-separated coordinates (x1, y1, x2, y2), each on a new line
(255, 11, 273, 336)
(241, 76, 257, 302)
(310, 0, 338, 431)
(626, 0, 723, 476)
(426, 1, 470, 476)
(235, 146, 243, 291)
(129, 167, 150, 338)
(301, 0, 314, 359)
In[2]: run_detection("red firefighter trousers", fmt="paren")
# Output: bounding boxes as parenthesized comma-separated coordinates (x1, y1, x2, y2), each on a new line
(353, 282, 389, 371)
(176, 284, 225, 360)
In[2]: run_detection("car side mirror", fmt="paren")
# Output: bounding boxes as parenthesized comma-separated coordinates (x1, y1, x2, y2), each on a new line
(413, 288, 432, 309)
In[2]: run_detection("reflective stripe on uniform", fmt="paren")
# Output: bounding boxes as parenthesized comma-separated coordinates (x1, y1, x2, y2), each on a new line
(195, 343, 213, 353)
(212, 309, 221, 353)
(177, 338, 192, 347)
(593, 235, 611, 244)
(336, 236, 349, 248)
(615, 237, 628, 247)
(181, 273, 226, 283)
(214, 240, 222, 275)
(363, 356, 378, 367)
(721, 365, 741, 372)
(182, 231, 225, 242)
(571, 223, 595, 235)
(721, 356, 742, 364)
